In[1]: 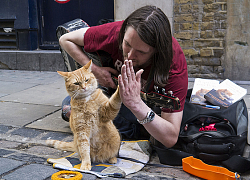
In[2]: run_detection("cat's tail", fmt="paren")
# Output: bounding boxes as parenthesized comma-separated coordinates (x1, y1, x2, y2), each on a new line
(46, 140, 76, 152)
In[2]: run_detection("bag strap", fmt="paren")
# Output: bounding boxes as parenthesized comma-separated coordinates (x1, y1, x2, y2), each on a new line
(152, 144, 191, 166)
(180, 131, 228, 142)
(222, 155, 250, 174)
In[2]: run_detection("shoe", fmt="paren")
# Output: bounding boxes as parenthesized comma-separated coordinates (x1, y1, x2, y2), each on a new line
(61, 105, 71, 122)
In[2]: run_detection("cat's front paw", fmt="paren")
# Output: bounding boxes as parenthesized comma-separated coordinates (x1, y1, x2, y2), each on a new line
(108, 157, 117, 164)
(80, 162, 91, 171)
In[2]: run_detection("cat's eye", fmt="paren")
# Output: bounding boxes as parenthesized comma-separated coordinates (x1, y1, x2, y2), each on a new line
(85, 79, 89, 82)
(74, 82, 80, 85)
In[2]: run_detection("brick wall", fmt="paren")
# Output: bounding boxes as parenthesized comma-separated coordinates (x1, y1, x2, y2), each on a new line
(174, 0, 227, 79)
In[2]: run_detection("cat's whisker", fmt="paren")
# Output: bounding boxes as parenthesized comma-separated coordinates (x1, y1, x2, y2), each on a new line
(72, 94, 77, 100)
(74, 92, 79, 100)
(71, 90, 78, 95)
(72, 90, 79, 100)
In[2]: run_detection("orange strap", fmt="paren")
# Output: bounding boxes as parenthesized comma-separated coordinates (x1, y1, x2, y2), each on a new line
(182, 156, 240, 180)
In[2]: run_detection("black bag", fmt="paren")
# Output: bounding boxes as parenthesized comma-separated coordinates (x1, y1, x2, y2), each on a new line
(152, 89, 250, 173)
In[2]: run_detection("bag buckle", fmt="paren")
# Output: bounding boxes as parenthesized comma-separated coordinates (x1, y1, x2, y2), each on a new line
(235, 172, 241, 180)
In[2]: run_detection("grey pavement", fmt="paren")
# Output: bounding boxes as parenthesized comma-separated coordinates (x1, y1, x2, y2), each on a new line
(1, 69, 250, 180)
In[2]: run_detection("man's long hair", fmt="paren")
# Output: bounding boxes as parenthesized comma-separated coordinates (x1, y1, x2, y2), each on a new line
(119, 5, 173, 87)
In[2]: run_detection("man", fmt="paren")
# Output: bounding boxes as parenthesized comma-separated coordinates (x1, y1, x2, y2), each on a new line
(59, 5, 188, 148)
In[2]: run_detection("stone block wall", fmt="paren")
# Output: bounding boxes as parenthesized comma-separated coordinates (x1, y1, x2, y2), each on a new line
(174, 0, 227, 79)
(224, 0, 250, 81)
(0, 50, 66, 72)
(115, 0, 173, 28)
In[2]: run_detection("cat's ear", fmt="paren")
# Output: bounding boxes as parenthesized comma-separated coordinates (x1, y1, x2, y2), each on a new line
(84, 60, 92, 72)
(57, 71, 69, 80)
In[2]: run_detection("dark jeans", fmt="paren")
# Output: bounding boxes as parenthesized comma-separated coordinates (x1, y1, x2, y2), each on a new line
(113, 104, 150, 140)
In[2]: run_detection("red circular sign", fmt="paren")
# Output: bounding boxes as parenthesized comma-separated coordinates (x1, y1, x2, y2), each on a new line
(55, 0, 70, 4)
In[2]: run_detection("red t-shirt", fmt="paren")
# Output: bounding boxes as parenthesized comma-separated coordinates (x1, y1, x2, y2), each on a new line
(84, 21, 188, 112)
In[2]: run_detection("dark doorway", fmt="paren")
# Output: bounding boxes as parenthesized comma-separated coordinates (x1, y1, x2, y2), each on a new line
(38, 0, 114, 50)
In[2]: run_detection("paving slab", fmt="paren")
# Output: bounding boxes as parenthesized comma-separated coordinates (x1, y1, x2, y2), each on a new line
(0, 158, 26, 175)
(25, 146, 72, 159)
(0, 93, 8, 98)
(0, 81, 37, 96)
(0, 140, 22, 149)
(0, 102, 60, 126)
(26, 111, 71, 133)
(0, 80, 67, 106)
(2, 164, 58, 180)
(41, 131, 72, 141)
(140, 167, 198, 179)
(80, 173, 98, 180)
(128, 174, 177, 180)
(0, 149, 16, 157)
(7, 153, 47, 164)
(10, 128, 44, 138)
(0, 70, 62, 84)
(0, 125, 13, 134)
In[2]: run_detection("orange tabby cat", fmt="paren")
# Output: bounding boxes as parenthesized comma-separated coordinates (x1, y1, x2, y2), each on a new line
(216, 89, 233, 101)
(46, 60, 121, 170)
(195, 88, 210, 101)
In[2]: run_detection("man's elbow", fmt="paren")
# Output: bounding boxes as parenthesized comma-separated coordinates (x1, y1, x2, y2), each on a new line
(59, 34, 67, 48)
(162, 132, 179, 148)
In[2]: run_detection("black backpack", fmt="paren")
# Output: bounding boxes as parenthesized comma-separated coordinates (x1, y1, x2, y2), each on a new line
(152, 89, 250, 173)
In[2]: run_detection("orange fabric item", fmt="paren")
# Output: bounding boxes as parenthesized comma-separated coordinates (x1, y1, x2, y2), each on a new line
(182, 156, 240, 180)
